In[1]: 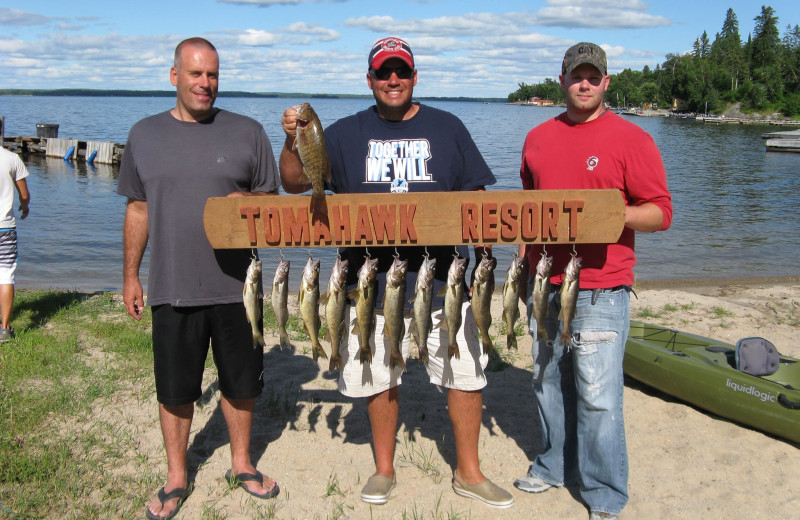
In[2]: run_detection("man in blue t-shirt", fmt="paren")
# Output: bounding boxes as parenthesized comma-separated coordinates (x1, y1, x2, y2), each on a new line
(279, 37, 514, 509)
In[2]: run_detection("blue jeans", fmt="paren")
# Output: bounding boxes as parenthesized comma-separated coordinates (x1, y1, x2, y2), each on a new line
(525, 284, 630, 516)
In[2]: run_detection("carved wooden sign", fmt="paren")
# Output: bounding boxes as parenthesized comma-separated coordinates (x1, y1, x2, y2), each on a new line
(203, 189, 625, 249)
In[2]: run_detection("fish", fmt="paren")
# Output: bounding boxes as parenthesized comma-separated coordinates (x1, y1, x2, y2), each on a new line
(502, 253, 527, 350)
(531, 253, 554, 343)
(437, 256, 469, 360)
(293, 103, 330, 223)
(243, 256, 265, 349)
(271, 258, 291, 350)
(383, 256, 409, 371)
(349, 256, 379, 364)
(409, 256, 436, 364)
(298, 257, 326, 361)
(322, 256, 349, 372)
(559, 254, 582, 349)
(471, 254, 497, 356)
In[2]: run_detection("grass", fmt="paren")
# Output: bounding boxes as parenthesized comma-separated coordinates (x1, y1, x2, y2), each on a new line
(0, 289, 154, 518)
(398, 432, 444, 484)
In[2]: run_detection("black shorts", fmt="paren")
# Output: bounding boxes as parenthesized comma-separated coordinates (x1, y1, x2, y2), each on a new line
(152, 303, 264, 406)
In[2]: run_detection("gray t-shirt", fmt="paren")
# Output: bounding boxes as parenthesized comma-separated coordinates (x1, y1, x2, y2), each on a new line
(117, 109, 279, 306)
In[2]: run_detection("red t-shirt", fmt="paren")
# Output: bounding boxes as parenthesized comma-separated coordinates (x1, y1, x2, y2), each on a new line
(520, 111, 672, 288)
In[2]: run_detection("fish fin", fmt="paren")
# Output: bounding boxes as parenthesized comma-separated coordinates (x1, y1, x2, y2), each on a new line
(436, 285, 447, 298)
(291, 135, 298, 152)
(347, 288, 358, 300)
(320, 292, 329, 304)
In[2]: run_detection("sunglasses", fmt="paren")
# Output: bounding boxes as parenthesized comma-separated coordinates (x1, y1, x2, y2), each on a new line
(370, 65, 414, 81)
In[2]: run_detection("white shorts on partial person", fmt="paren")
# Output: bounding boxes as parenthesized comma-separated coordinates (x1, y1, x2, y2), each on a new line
(337, 303, 489, 398)
(0, 229, 18, 285)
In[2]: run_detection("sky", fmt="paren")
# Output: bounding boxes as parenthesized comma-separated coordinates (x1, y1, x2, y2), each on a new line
(1, 0, 799, 99)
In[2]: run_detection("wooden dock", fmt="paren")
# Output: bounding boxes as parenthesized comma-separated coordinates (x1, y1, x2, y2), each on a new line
(761, 128, 800, 153)
(1, 135, 124, 164)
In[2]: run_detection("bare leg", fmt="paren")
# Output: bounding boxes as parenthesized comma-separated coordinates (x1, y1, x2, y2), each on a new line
(448, 389, 486, 485)
(0, 284, 13, 330)
(221, 395, 276, 495)
(367, 387, 399, 477)
(147, 403, 192, 519)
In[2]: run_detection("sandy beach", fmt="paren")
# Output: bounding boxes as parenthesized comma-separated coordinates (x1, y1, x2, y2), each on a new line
(110, 277, 799, 519)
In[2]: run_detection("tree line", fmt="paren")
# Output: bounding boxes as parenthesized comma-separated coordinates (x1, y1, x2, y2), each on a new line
(508, 6, 800, 117)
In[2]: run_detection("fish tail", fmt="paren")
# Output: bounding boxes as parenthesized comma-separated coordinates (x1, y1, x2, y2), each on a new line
(313, 341, 328, 361)
(359, 340, 373, 364)
(311, 192, 328, 223)
(448, 343, 461, 360)
(560, 329, 572, 350)
(390, 352, 406, 372)
(536, 324, 549, 342)
(279, 330, 291, 350)
(253, 330, 265, 349)
(481, 335, 493, 355)
(507, 332, 518, 350)
(418, 344, 429, 365)
(328, 353, 343, 373)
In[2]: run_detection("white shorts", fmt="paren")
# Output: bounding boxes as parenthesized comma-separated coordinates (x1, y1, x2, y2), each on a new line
(0, 229, 18, 285)
(338, 303, 489, 398)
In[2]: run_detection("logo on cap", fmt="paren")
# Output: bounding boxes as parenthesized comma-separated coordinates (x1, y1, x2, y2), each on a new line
(369, 37, 414, 70)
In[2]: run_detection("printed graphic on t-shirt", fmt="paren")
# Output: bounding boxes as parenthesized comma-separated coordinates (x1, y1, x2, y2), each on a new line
(365, 139, 433, 192)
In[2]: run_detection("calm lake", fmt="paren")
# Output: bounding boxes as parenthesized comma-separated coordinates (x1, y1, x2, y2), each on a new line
(1, 96, 798, 293)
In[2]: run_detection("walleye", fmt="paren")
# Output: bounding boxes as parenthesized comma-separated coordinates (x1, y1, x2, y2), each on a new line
(559, 254, 582, 349)
(531, 253, 554, 342)
(471, 254, 497, 356)
(437, 256, 469, 360)
(383, 257, 409, 371)
(322, 256, 349, 373)
(350, 257, 379, 364)
(502, 253, 527, 350)
(270, 258, 291, 350)
(298, 257, 326, 361)
(293, 103, 330, 222)
(243, 256, 265, 349)
(409, 256, 436, 365)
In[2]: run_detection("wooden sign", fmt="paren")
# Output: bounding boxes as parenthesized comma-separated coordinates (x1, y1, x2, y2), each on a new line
(203, 189, 625, 249)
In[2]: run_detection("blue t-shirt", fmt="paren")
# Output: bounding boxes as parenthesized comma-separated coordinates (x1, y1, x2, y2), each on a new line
(325, 103, 495, 285)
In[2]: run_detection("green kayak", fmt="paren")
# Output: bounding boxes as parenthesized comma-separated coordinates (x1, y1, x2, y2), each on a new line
(624, 321, 800, 444)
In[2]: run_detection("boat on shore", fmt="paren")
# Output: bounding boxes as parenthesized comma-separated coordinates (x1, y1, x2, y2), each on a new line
(624, 321, 800, 444)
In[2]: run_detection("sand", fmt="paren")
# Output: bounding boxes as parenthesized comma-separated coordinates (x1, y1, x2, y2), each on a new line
(110, 278, 800, 519)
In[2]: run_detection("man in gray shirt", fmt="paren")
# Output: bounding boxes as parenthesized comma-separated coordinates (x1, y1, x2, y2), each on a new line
(118, 37, 280, 520)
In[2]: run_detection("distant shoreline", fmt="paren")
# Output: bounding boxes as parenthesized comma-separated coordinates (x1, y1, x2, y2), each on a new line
(0, 89, 507, 104)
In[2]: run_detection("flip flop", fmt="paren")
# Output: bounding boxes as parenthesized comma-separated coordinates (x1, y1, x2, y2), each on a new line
(224, 469, 280, 499)
(145, 484, 192, 520)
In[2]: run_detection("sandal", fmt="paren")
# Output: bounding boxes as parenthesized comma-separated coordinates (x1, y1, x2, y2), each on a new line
(224, 469, 280, 499)
(145, 484, 192, 520)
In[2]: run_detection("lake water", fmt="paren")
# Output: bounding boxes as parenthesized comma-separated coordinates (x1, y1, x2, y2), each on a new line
(1, 96, 798, 293)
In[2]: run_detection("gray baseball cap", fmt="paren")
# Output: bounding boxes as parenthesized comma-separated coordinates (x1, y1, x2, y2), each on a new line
(562, 42, 607, 75)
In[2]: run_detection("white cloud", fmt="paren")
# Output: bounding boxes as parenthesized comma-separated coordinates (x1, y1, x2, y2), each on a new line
(533, 1, 670, 29)
(0, 7, 54, 26)
(284, 22, 340, 42)
(238, 29, 283, 46)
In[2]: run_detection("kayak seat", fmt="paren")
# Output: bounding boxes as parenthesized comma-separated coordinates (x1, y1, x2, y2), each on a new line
(735, 337, 780, 376)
